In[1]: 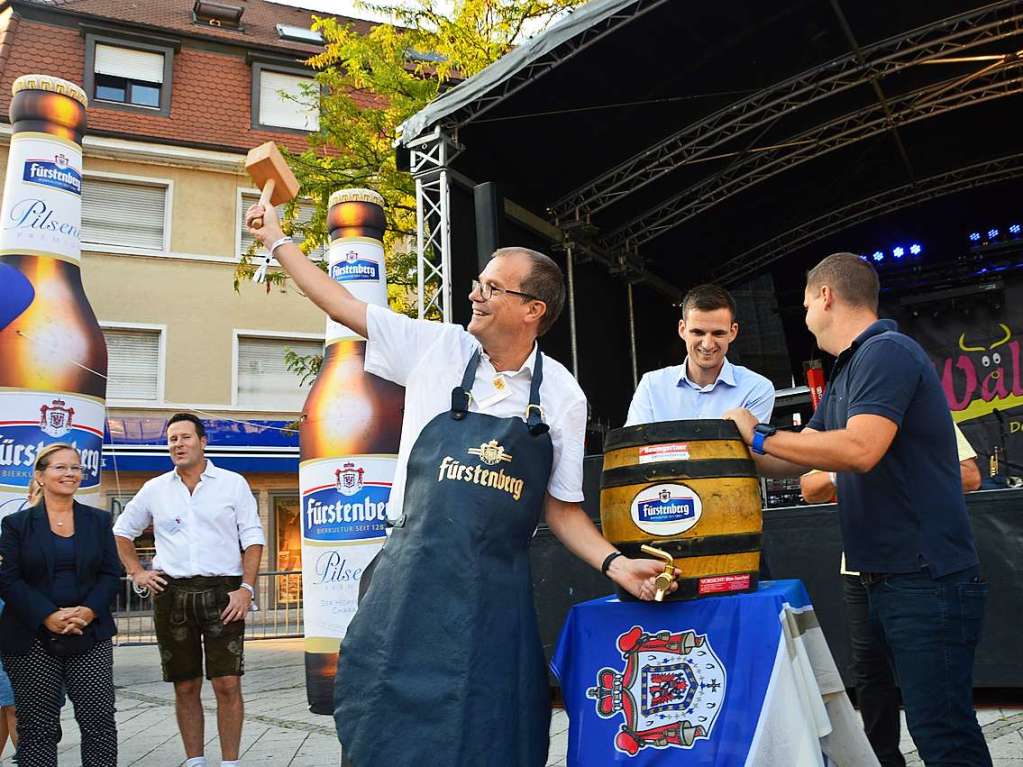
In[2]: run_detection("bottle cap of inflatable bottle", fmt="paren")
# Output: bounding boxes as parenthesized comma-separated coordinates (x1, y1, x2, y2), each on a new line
(12, 74, 88, 107)
(329, 188, 385, 208)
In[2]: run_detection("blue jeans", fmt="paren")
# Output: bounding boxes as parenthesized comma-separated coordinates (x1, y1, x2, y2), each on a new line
(866, 567, 991, 767)
(844, 575, 905, 767)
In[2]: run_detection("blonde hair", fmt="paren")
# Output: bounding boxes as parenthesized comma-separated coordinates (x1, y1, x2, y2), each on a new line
(27, 442, 80, 507)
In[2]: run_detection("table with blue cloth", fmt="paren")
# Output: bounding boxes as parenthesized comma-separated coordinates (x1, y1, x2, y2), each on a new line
(551, 580, 880, 767)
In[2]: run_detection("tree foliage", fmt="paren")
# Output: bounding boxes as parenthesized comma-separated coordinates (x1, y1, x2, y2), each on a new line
(236, 0, 586, 377)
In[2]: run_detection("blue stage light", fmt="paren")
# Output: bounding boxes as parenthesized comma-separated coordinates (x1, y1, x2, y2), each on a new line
(909, 244, 922, 255)
(1010, 224, 1021, 235)
(872, 250, 884, 262)
(988, 229, 999, 239)
(969, 232, 981, 242)
(893, 246, 905, 258)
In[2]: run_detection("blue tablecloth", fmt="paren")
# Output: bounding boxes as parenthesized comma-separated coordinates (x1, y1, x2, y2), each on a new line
(551, 580, 879, 767)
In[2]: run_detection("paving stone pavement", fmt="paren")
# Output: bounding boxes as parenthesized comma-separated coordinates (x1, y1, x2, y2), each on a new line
(25, 638, 1022, 766)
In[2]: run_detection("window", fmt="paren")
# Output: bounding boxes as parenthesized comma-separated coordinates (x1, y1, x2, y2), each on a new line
(194, 0, 244, 29)
(252, 63, 320, 132)
(102, 327, 163, 401)
(84, 33, 177, 116)
(276, 24, 323, 45)
(238, 192, 326, 260)
(272, 493, 303, 604)
(236, 335, 322, 411)
(94, 45, 163, 107)
(83, 177, 168, 251)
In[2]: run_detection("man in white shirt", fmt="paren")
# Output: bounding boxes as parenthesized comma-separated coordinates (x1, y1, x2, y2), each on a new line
(113, 413, 264, 767)
(626, 284, 775, 426)
(245, 200, 670, 767)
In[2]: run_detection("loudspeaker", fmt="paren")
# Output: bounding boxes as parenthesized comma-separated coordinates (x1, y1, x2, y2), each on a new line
(474, 182, 503, 271)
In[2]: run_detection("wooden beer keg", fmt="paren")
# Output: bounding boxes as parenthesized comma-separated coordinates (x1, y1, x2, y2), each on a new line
(601, 419, 762, 600)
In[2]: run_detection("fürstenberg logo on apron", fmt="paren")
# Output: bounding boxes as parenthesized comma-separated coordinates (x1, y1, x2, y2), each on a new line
(437, 439, 526, 501)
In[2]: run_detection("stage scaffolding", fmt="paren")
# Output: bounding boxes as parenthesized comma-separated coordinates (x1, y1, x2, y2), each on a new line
(397, 0, 1023, 385)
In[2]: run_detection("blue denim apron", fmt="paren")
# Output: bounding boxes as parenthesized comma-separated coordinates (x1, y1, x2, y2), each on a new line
(335, 348, 554, 766)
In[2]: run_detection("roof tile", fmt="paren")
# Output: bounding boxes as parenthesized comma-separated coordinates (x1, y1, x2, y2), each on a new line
(19, 0, 372, 55)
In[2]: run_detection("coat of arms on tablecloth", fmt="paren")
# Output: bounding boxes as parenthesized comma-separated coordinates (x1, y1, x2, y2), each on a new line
(587, 625, 726, 755)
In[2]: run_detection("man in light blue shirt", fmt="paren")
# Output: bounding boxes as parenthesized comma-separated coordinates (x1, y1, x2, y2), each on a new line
(626, 284, 775, 426)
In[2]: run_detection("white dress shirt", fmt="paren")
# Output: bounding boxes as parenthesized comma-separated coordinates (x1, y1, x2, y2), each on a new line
(365, 304, 588, 522)
(113, 459, 265, 578)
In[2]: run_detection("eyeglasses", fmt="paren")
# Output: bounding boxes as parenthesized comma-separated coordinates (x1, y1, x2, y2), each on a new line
(471, 279, 540, 302)
(46, 464, 84, 474)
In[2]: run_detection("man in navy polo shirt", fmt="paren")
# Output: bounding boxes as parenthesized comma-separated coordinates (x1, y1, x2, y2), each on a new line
(724, 252, 991, 766)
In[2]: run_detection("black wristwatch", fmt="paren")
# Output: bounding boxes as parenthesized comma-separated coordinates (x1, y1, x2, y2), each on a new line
(751, 423, 777, 455)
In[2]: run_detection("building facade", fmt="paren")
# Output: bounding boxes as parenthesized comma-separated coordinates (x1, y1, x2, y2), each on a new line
(0, 0, 366, 577)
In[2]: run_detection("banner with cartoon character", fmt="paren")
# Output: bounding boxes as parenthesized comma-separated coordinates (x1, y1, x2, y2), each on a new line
(552, 581, 876, 766)
(895, 283, 1023, 479)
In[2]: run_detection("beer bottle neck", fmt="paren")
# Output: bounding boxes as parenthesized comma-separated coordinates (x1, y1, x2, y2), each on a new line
(331, 227, 384, 241)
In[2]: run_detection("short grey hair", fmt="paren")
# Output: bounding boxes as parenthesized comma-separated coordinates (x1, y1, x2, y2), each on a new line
(494, 247, 565, 336)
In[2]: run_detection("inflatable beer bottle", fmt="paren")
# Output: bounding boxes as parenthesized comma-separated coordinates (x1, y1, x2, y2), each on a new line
(0, 75, 106, 517)
(300, 189, 403, 714)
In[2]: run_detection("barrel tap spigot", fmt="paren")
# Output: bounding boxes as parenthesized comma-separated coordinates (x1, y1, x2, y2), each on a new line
(640, 544, 677, 602)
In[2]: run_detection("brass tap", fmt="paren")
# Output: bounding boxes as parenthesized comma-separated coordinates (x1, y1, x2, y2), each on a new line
(640, 544, 677, 602)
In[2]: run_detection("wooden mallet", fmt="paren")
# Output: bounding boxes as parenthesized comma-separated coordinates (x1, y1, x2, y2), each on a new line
(245, 141, 300, 282)
(245, 141, 300, 230)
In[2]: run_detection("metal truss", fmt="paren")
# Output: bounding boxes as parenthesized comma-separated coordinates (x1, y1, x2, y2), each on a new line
(603, 60, 1023, 250)
(431, 0, 672, 135)
(411, 128, 461, 322)
(711, 152, 1023, 286)
(407, 131, 685, 312)
(551, 1, 1023, 220)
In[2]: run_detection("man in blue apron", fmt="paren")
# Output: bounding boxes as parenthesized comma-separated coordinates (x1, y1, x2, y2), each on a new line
(246, 204, 671, 766)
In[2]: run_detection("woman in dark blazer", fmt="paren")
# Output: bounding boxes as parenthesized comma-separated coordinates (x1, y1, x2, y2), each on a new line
(0, 442, 121, 767)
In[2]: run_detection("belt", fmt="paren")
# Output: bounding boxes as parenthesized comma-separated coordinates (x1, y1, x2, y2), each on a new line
(163, 575, 241, 588)
(859, 571, 888, 586)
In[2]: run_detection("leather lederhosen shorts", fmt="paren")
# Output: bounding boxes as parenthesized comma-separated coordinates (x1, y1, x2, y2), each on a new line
(153, 575, 244, 682)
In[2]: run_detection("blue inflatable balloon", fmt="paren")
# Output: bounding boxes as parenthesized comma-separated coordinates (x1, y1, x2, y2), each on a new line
(0, 263, 35, 330)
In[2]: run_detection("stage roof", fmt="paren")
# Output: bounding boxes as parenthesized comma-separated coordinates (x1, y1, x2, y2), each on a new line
(398, 0, 1023, 294)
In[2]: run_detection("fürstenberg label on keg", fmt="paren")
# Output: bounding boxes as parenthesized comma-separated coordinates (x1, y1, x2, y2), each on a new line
(1, 133, 83, 263)
(630, 483, 703, 535)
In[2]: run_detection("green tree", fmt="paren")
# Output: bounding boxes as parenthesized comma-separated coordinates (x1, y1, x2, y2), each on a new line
(237, 0, 585, 375)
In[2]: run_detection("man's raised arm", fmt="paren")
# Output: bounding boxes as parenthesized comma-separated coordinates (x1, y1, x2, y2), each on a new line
(245, 202, 369, 339)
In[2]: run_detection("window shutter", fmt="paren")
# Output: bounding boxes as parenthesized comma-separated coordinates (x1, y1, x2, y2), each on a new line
(237, 337, 321, 411)
(83, 179, 167, 250)
(239, 193, 325, 261)
(258, 70, 319, 131)
(103, 329, 160, 400)
(95, 44, 164, 83)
